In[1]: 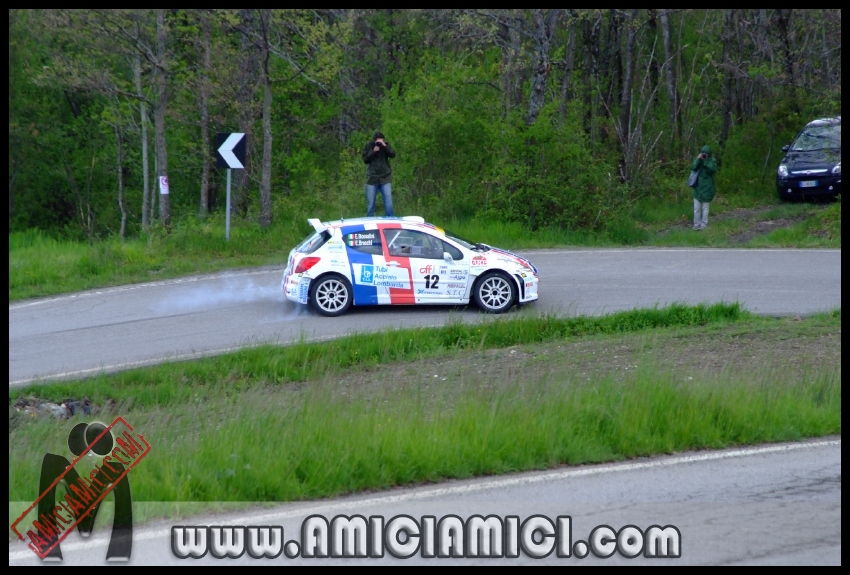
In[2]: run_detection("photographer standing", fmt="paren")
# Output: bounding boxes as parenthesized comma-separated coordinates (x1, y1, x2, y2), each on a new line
(690, 145, 718, 230)
(362, 131, 396, 217)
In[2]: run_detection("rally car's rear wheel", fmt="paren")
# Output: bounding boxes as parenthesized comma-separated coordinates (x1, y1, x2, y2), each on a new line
(473, 272, 516, 314)
(309, 275, 353, 317)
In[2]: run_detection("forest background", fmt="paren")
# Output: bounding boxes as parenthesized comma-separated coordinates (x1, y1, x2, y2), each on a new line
(8, 9, 841, 246)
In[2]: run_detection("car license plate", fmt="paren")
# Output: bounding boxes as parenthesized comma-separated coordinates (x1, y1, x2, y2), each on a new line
(799, 180, 818, 188)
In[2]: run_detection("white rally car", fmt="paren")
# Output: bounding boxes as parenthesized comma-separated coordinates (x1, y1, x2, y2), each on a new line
(281, 216, 539, 316)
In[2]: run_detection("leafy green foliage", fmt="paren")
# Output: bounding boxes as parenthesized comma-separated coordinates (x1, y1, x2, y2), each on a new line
(8, 10, 841, 247)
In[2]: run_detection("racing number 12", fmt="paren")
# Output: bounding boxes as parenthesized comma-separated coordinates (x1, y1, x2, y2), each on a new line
(424, 275, 439, 289)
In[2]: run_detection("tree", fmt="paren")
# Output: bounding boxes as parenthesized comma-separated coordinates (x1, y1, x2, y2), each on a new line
(659, 9, 681, 143)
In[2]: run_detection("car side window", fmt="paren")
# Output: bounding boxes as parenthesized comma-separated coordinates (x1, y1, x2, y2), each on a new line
(342, 231, 382, 255)
(384, 229, 445, 259)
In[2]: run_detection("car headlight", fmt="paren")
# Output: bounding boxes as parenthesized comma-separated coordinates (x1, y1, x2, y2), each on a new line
(777, 164, 788, 178)
(832, 162, 841, 175)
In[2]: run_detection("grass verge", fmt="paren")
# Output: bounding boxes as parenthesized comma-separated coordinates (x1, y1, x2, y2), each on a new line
(9, 305, 841, 508)
(11, 303, 747, 406)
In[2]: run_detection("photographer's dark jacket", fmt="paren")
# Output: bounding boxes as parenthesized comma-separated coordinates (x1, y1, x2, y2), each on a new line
(690, 145, 718, 202)
(363, 141, 396, 185)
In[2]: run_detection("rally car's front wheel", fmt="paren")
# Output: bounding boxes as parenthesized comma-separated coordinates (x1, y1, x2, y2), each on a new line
(473, 272, 516, 314)
(309, 274, 353, 317)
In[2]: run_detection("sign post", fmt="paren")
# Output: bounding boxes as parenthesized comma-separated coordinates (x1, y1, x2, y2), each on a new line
(215, 132, 246, 240)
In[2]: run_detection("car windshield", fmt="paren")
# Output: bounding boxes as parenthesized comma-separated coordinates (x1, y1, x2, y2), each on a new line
(792, 125, 841, 151)
(443, 229, 482, 250)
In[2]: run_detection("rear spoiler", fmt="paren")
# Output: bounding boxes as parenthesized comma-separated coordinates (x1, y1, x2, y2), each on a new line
(308, 218, 330, 234)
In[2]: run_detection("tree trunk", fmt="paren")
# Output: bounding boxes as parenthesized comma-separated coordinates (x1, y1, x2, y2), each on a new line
(776, 9, 798, 112)
(719, 9, 735, 147)
(115, 124, 127, 239)
(233, 9, 256, 218)
(198, 10, 211, 217)
(646, 10, 659, 105)
(659, 9, 681, 143)
(154, 9, 170, 227)
(559, 23, 576, 120)
(600, 9, 621, 115)
(497, 20, 521, 116)
(581, 13, 601, 134)
(258, 9, 273, 228)
(618, 10, 638, 151)
(526, 9, 559, 126)
(134, 53, 151, 230)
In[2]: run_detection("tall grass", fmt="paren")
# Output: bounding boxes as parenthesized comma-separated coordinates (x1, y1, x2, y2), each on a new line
(9, 361, 840, 503)
(11, 303, 747, 407)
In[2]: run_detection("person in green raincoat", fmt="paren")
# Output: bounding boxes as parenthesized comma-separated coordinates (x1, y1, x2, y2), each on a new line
(690, 145, 718, 230)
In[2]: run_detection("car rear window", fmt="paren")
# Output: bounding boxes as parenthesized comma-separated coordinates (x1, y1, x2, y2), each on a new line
(792, 125, 841, 151)
(295, 230, 330, 254)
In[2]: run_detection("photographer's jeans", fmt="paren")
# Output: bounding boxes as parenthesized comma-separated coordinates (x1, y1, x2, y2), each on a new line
(366, 183, 394, 217)
(693, 199, 709, 229)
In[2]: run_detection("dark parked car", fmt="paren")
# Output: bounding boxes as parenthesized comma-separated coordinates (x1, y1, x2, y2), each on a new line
(777, 117, 841, 200)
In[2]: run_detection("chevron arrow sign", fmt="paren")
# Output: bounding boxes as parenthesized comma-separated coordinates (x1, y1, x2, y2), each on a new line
(216, 132, 246, 169)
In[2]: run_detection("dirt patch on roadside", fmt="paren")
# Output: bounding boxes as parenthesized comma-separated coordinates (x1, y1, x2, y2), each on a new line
(658, 204, 823, 244)
(728, 213, 809, 243)
(660, 206, 775, 232)
(286, 315, 842, 405)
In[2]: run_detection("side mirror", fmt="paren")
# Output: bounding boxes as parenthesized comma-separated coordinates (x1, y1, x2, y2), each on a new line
(443, 252, 454, 263)
(781, 145, 790, 153)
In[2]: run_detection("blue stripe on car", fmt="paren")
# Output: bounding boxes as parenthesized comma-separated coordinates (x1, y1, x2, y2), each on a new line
(342, 224, 379, 305)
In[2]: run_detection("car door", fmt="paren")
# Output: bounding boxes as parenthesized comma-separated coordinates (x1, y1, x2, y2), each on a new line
(341, 226, 394, 306)
(384, 228, 469, 304)
(439, 239, 471, 302)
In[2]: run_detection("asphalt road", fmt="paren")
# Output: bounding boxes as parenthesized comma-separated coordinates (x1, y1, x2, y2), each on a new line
(8, 438, 841, 565)
(9, 248, 841, 386)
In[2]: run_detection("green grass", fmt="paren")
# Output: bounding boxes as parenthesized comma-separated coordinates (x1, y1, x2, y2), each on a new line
(10, 303, 748, 407)
(9, 358, 840, 504)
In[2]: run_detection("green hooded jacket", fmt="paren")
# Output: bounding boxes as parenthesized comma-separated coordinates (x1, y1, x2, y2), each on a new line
(690, 145, 718, 202)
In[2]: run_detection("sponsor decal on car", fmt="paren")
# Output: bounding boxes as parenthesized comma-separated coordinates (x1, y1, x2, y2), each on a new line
(446, 283, 466, 289)
(449, 274, 467, 281)
(417, 289, 442, 295)
(470, 255, 487, 266)
(326, 243, 344, 252)
(346, 232, 378, 247)
(353, 264, 411, 290)
(446, 289, 465, 297)
(488, 248, 538, 273)
(419, 264, 436, 275)
(298, 277, 311, 304)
